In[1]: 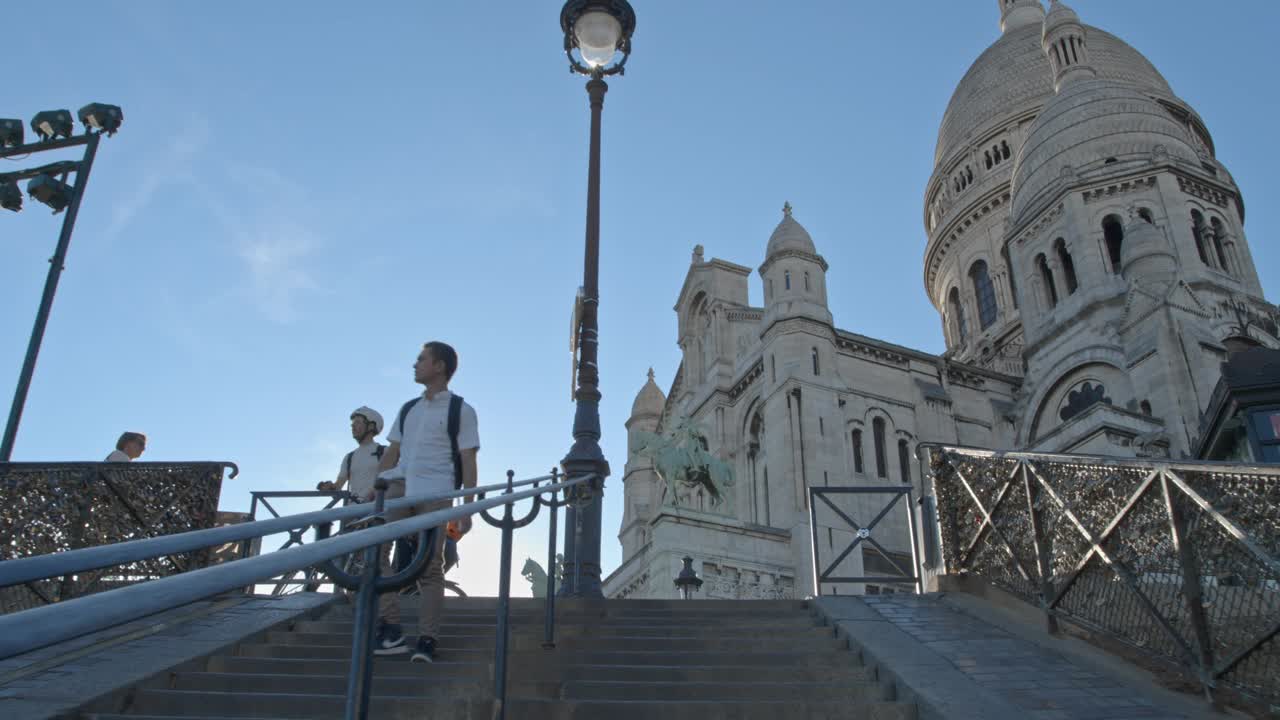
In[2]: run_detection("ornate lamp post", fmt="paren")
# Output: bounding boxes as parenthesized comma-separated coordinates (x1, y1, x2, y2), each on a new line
(558, 0, 635, 598)
(674, 556, 704, 600)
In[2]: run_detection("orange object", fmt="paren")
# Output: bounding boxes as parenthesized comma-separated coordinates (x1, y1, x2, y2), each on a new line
(446, 521, 463, 541)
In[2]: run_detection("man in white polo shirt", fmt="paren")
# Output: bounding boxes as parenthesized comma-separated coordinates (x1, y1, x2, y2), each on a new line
(373, 341, 479, 663)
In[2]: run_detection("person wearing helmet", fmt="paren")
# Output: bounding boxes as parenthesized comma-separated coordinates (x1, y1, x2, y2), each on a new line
(317, 407, 386, 501)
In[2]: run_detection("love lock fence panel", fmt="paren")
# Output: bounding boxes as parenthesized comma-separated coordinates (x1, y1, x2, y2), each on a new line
(808, 485, 922, 596)
(0, 461, 236, 614)
(927, 445, 1280, 711)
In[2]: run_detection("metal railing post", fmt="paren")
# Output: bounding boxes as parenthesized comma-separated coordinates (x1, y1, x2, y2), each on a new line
(344, 481, 388, 720)
(541, 468, 563, 648)
(477, 470, 543, 720)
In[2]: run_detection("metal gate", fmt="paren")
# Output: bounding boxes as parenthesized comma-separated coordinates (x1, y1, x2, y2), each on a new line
(808, 485, 922, 596)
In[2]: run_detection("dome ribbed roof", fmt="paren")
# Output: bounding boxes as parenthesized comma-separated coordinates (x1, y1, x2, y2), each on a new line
(933, 23, 1171, 170)
(766, 209, 816, 258)
(1010, 79, 1200, 223)
(630, 369, 666, 419)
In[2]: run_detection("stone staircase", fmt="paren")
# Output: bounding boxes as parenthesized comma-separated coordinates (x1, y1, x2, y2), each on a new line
(83, 597, 916, 719)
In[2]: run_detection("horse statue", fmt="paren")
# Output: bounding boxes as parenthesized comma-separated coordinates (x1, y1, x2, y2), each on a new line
(633, 417, 734, 509)
(522, 554, 563, 598)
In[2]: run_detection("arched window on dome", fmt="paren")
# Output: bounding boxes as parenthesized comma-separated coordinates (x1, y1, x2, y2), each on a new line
(1210, 217, 1231, 274)
(873, 418, 888, 479)
(784, 271, 791, 290)
(984, 150, 993, 170)
(1037, 254, 1058, 309)
(1055, 238, 1078, 295)
(804, 271, 811, 292)
(767, 278, 774, 300)
(812, 347, 820, 377)
(1191, 210, 1212, 267)
(1001, 140, 1011, 161)
(969, 260, 998, 330)
(1001, 245, 1019, 309)
(948, 287, 967, 343)
(1102, 215, 1124, 274)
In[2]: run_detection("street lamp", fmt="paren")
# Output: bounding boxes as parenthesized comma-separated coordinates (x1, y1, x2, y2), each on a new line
(557, 0, 635, 598)
(674, 556, 704, 600)
(0, 103, 122, 461)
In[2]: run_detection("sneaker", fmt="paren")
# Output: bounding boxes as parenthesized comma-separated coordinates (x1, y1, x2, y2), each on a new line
(373, 621, 408, 655)
(410, 636, 437, 663)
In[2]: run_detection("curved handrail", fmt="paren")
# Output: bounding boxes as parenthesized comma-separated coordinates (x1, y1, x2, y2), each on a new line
(0, 473, 592, 659)
(0, 473, 555, 588)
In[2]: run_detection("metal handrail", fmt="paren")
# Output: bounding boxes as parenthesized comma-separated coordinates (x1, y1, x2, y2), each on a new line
(0, 473, 553, 589)
(0, 470, 593, 720)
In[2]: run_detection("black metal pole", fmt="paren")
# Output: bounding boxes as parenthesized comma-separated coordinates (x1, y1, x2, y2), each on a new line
(344, 485, 386, 720)
(560, 74, 610, 598)
(1, 132, 100, 462)
(493, 472, 516, 720)
(543, 472, 559, 648)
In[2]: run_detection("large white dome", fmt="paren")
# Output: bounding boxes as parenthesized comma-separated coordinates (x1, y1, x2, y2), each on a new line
(933, 22, 1172, 171)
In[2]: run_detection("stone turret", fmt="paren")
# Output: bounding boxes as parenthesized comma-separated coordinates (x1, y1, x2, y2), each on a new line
(999, 0, 1045, 34)
(1042, 1, 1096, 91)
(760, 203, 832, 328)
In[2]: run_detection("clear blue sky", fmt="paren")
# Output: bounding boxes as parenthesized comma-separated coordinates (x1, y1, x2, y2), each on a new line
(3, 2, 1277, 596)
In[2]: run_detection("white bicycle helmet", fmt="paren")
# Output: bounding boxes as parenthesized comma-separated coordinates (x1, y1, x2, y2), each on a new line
(350, 406, 384, 435)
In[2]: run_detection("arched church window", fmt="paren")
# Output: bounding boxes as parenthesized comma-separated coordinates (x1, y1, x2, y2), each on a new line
(784, 271, 791, 290)
(1102, 215, 1124, 274)
(948, 287, 967, 342)
(1210, 217, 1231, 274)
(873, 418, 888, 479)
(1001, 245, 1019, 309)
(1191, 210, 1211, 266)
(804, 272, 811, 292)
(812, 347, 820, 377)
(768, 278, 774, 300)
(851, 430, 864, 474)
(771, 355, 776, 383)
(1140, 400, 1153, 416)
(1037, 254, 1058, 308)
(969, 260, 998, 330)
(898, 439, 912, 486)
(1138, 208, 1154, 224)
(1059, 382, 1112, 422)
(1001, 140, 1011, 160)
(1055, 238, 1078, 295)
(984, 151, 993, 170)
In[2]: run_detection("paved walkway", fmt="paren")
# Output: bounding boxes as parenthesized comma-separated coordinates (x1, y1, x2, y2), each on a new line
(819, 593, 1218, 720)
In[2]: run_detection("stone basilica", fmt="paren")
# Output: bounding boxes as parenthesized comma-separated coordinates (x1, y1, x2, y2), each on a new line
(602, 1, 1279, 601)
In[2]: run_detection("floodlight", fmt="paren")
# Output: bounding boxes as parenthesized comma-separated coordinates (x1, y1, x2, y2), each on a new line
(1, 180, 21, 212)
(26, 174, 72, 214)
(78, 103, 123, 136)
(0, 119, 22, 148)
(30, 110, 73, 142)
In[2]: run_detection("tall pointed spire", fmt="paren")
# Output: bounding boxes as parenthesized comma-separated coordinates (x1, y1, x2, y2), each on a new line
(1042, 1, 1096, 91)
(999, 0, 1044, 34)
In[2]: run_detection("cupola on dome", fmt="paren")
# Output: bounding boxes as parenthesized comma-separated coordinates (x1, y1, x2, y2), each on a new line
(766, 203, 817, 258)
(630, 368, 666, 419)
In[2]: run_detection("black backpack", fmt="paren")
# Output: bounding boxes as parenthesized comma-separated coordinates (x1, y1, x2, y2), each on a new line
(395, 393, 465, 489)
(342, 444, 385, 480)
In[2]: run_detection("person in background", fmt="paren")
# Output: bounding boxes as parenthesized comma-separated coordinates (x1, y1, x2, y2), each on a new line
(317, 407, 386, 501)
(105, 432, 146, 462)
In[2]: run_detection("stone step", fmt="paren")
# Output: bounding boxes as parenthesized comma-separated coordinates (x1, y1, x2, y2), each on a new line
(171, 671, 485, 697)
(124, 691, 913, 720)
(559, 679, 888, 702)
(206, 655, 490, 679)
(235, 643, 856, 667)
(257, 630, 842, 653)
(297, 616, 822, 634)
(205, 655, 877, 683)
